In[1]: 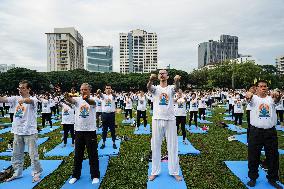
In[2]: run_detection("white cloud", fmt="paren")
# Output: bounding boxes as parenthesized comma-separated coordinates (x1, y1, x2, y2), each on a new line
(0, 0, 283, 72)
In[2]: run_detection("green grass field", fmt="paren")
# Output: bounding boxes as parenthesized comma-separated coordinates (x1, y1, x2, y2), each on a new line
(0, 106, 284, 189)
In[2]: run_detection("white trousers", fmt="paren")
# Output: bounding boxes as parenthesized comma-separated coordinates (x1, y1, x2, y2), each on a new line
(151, 119, 179, 175)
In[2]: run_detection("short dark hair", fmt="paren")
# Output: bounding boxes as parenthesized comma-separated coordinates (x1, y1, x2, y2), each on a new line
(19, 80, 32, 89)
(256, 80, 268, 87)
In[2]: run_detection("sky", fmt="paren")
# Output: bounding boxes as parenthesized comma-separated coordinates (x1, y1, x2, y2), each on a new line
(0, 0, 283, 72)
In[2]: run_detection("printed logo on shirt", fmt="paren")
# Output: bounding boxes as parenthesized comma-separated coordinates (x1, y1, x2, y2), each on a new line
(139, 100, 144, 104)
(159, 93, 169, 105)
(178, 102, 184, 108)
(63, 108, 70, 116)
(105, 99, 112, 107)
(15, 104, 25, 118)
(79, 104, 90, 118)
(97, 101, 101, 106)
(258, 104, 270, 118)
(237, 102, 242, 109)
(43, 103, 48, 108)
(192, 103, 197, 108)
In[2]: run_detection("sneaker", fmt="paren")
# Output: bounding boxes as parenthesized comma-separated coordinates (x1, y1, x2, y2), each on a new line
(113, 143, 117, 149)
(247, 179, 256, 187)
(32, 172, 41, 183)
(69, 178, 77, 184)
(100, 144, 105, 149)
(268, 180, 283, 189)
(92, 178, 100, 184)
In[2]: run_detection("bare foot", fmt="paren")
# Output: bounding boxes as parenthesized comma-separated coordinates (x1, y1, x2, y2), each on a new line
(173, 175, 182, 181)
(148, 175, 157, 181)
(32, 174, 41, 183)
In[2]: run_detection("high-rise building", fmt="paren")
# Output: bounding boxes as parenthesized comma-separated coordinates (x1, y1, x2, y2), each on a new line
(0, 64, 15, 72)
(276, 56, 284, 74)
(45, 27, 84, 72)
(198, 35, 238, 68)
(119, 29, 157, 74)
(86, 46, 113, 72)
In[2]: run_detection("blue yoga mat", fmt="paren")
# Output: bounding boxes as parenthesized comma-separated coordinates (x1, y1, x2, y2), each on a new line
(227, 124, 247, 133)
(39, 126, 60, 135)
(276, 125, 284, 132)
(0, 137, 49, 157)
(147, 162, 187, 189)
(233, 134, 284, 155)
(61, 156, 109, 189)
(0, 122, 12, 127)
(178, 136, 200, 155)
(134, 124, 151, 135)
(185, 125, 207, 134)
(0, 127, 11, 134)
(98, 138, 121, 156)
(224, 117, 234, 121)
(122, 118, 135, 125)
(0, 160, 11, 171)
(0, 160, 62, 189)
(197, 118, 213, 124)
(225, 161, 284, 189)
(44, 138, 74, 157)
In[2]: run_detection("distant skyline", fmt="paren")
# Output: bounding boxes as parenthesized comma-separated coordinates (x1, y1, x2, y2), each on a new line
(0, 0, 284, 72)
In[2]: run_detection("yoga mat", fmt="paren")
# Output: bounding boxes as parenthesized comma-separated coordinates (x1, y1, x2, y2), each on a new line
(197, 118, 213, 124)
(61, 156, 109, 189)
(185, 125, 207, 134)
(0, 137, 49, 157)
(227, 124, 247, 133)
(44, 138, 74, 157)
(98, 138, 121, 157)
(178, 136, 200, 155)
(38, 126, 60, 135)
(225, 161, 284, 189)
(0, 127, 11, 134)
(0, 160, 11, 171)
(0, 160, 62, 189)
(147, 161, 187, 189)
(134, 124, 151, 135)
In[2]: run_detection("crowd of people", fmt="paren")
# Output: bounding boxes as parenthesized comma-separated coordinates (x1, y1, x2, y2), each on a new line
(0, 70, 283, 188)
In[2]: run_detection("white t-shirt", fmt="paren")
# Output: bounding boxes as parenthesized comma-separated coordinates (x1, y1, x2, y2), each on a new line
(234, 99, 244, 113)
(61, 103, 75, 124)
(41, 99, 51, 113)
(49, 98, 55, 107)
(101, 94, 116, 113)
(276, 98, 284, 111)
(198, 98, 207, 109)
(124, 97, 133, 110)
(137, 95, 147, 111)
(7, 96, 38, 135)
(174, 97, 187, 116)
(73, 97, 96, 131)
(151, 85, 175, 120)
(0, 103, 3, 108)
(189, 99, 198, 112)
(94, 97, 102, 113)
(250, 95, 277, 129)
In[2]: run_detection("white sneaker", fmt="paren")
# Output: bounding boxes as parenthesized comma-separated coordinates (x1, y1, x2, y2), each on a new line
(92, 178, 100, 184)
(69, 178, 77, 184)
(135, 127, 138, 131)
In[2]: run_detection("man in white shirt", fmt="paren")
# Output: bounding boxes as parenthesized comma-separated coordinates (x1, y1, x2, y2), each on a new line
(0, 80, 42, 182)
(147, 69, 182, 182)
(245, 80, 282, 189)
(136, 91, 148, 130)
(65, 83, 100, 185)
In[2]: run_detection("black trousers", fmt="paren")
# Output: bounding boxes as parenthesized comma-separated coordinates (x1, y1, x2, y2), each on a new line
(96, 112, 102, 126)
(198, 108, 206, 120)
(42, 113, 52, 127)
(248, 126, 279, 182)
(119, 100, 124, 110)
(102, 112, 116, 142)
(125, 109, 132, 119)
(176, 116, 186, 140)
(137, 110, 147, 127)
(63, 124, 75, 144)
(55, 104, 60, 115)
(229, 104, 233, 114)
(234, 113, 243, 125)
(247, 110, 251, 140)
(4, 105, 9, 114)
(189, 111, 198, 126)
(9, 113, 14, 123)
(37, 102, 42, 112)
(50, 106, 56, 116)
(0, 107, 4, 117)
(72, 131, 100, 179)
(276, 110, 284, 123)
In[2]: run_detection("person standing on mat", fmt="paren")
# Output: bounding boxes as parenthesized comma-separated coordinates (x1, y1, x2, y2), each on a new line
(65, 83, 100, 185)
(245, 80, 282, 189)
(97, 85, 117, 149)
(174, 89, 188, 144)
(136, 91, 148, 130)
(189, 93, 198, 128)
(198, 93, 207, 121)
(147, 69, 182, 181)
(60, 100, 75, 147)
(0, 80, 42, 182)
